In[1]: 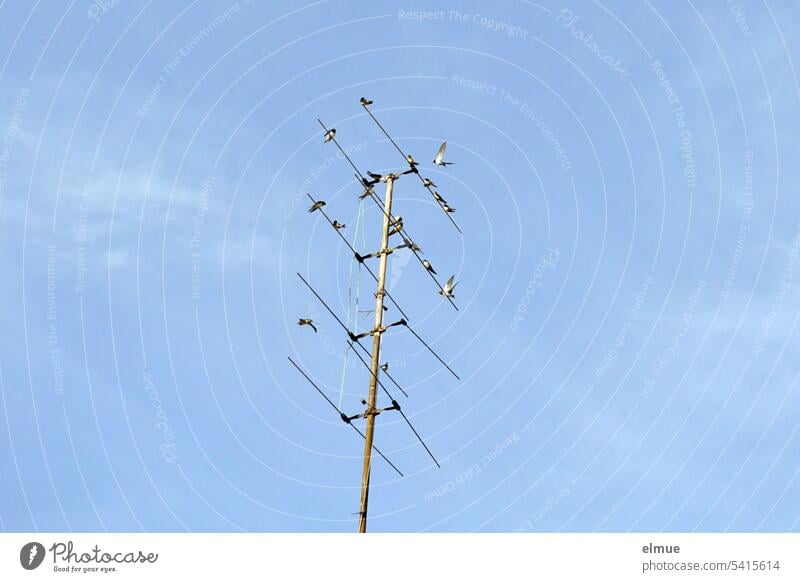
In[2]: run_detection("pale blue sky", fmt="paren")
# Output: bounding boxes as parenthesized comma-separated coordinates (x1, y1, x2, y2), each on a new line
(0, 0, 799, 532)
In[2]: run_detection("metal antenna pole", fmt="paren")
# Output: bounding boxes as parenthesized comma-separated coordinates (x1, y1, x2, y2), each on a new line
(358, 175, 395, 533)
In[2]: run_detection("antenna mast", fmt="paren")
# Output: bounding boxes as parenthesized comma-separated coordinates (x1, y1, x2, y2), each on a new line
(358, 174, 394, 532)
(291, 99, 461, 532)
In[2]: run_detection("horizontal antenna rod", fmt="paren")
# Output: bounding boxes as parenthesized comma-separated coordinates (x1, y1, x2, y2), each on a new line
(402, 322, 460, 381)
(287, 356, 403, 477)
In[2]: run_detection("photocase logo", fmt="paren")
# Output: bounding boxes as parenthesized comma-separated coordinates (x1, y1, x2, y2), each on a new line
(20, 542, 45, 570)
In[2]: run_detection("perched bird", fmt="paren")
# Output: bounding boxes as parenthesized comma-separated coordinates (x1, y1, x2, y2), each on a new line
(308, 200, 326, 213)
(422, 178, 437, 188)
(360, 97, 373, 106)
(433, 191, 446, 203)
(297, 318, 318, 332)
(422, 259, 437, 275)
(433, 141, 455, 166)
(332, 220, 346, 230)
(323, 128, 336, 143)
(439, 276, 458, 299)
(388, 216, 403, 236)
(380, 363, 389, 372)
(406, 154, 418, 167)
(442, 204, 456, 213)
(407, 242, 421, 252)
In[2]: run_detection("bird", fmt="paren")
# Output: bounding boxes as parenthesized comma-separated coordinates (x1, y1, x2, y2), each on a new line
(422, 178, 437, 188)
(433, 191, 446, 203)
(433, 141, 455, 166)
(298, 318, 317, 332)
(406, 154, 418, 167)
(332, 220, 346, 230)
(442, 204, 456, 213)
(380, 363, 389, 372)
(439, 276, 458, 298)
(422, 259, 437, 275)
(388, 216, 403, 236)
(367, 171, 383, 181)
(308, 200, 326, 212)
(360, 97, 373, 106)
(323, 128, 336, 143)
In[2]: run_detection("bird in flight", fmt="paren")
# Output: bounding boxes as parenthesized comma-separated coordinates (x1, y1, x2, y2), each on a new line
(439, 276, 457, 298)
(298, 318, 318, 332)
(422, 178, 437, 188)
(442, 204, 456, 214)
(332, 220, 346, 230)
(422, 259, 437, 275)
(433, 142, 455, 166)
(308, 200, 326, 213)
(323, 128, 336, 143)
(360, 97, 373, 106)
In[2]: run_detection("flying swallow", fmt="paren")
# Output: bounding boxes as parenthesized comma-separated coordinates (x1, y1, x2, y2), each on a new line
(439, 276, 458, 298)
(433, 141, 455, 166)
(298, 318, 318, 332)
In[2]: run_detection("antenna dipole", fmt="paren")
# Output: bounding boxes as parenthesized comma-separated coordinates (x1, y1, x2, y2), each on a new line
(358, 174, 395, 533)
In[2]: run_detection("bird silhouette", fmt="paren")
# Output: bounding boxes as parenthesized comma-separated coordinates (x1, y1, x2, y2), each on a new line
(308, 200, 326, 213)
(422, 259, 437, 275)
(323, 128, 336, 143)
(439, 276, 458, 298)
(298, 318, 318, 332)
(360, 97, 373, 106)
(433, 141, 455, 166)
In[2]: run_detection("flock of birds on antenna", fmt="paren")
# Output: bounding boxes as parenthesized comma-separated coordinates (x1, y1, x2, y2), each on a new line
(298, 96, 460, 335)
(288, 95, 464, 481)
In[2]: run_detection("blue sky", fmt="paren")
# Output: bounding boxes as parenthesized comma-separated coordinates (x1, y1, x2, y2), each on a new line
(0, 0, 799, 532)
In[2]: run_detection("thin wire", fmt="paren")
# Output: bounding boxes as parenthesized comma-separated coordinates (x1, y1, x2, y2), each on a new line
(361, 105, 462, 233)
(287, 357, 403, 477)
